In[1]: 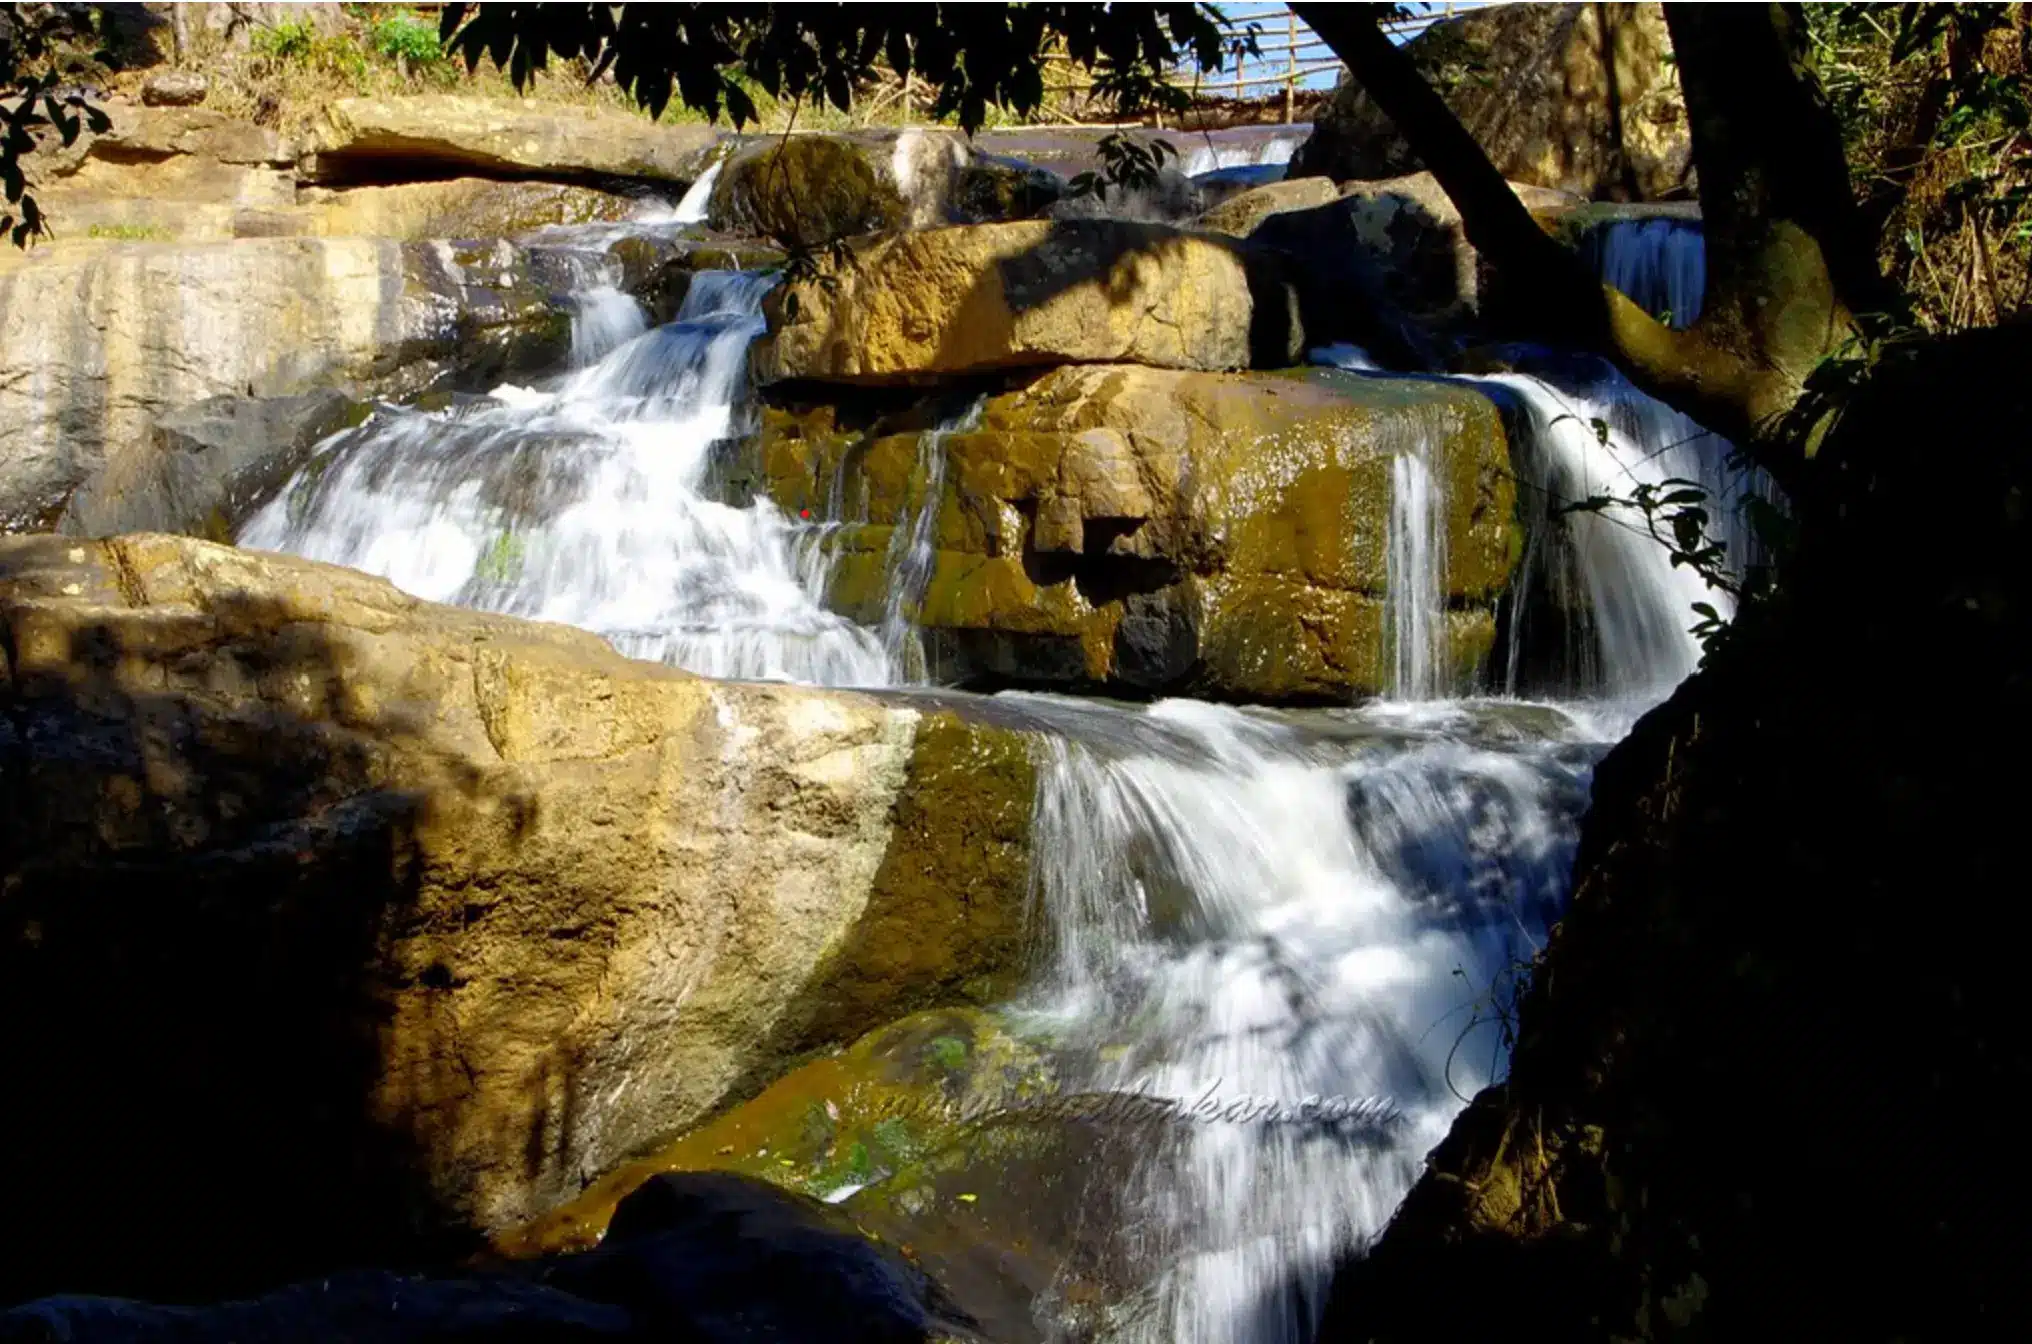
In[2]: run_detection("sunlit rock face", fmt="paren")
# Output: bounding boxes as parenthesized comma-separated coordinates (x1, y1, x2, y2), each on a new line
(0, 533, 1032, 1299)
(1293, 2, 1692, 202)
(755, 363, 1517, 701)
(751, 219, 1308, 384)
(0, 236, 575, 530)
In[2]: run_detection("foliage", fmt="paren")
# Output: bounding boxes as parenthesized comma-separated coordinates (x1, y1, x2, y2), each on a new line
(368, 15, 447, 70)
(436, 3, 1236, 133)
(0, 2, 110, 244)
(1809, 4, 2032, 329)
(1066, 131, 1178, 202)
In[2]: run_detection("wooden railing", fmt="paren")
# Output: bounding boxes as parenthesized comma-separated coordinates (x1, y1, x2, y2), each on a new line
(1036, 3, 1483, 126)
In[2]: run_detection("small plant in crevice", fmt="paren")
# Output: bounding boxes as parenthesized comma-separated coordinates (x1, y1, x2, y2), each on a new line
(1067, 131, 1179, 202)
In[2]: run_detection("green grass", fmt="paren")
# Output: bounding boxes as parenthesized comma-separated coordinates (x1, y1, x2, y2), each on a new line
(86, 223, 170, 241)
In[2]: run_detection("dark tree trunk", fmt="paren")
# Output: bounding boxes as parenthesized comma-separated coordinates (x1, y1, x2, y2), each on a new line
(1291, 3, 1885, 493)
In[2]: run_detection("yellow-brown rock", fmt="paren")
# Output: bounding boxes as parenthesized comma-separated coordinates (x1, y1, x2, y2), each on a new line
(1292, 2, 1691, 202)
(752, 219, 1303, 385)
(1194, 175, 1342, 237)
(0, 534, 1034, 1299)
(299, 96, 719, 188)
(758, 365, 1518, 700)
(0, 236, 573, 530)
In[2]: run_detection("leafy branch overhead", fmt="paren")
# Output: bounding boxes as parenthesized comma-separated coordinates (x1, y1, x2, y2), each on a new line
(435, 3, 1236, 133)
(0, 4, 113, 245)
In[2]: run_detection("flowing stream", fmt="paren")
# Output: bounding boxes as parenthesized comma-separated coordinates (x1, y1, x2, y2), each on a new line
(243, 218, 1740, 1342)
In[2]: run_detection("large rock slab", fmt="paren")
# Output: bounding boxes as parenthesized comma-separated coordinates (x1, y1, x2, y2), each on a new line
(753, 220, 1304, 385)
(56, 391, 369, 540)
(0, 236, 575, 530)
(1252, 171, 1584, 333)
(20, 103, 300, 242)
(1292, 2, 1692, 201)
(756, 365, 1518, 700)
(0, 535, 1034, 1303)
(299, 95, 720, 188)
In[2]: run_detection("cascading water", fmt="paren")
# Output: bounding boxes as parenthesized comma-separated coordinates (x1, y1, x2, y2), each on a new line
(671, 159, 724, 226)
(1385, 442, 1448, 701)
(992, 692, 1607, 1343)
(240, 237, 1736, 1343)
(242, 270, 899, 686)
(1591, 215, 1706, 329)
(875, 402, 983, 682)
(1180, 128, 1310, 177)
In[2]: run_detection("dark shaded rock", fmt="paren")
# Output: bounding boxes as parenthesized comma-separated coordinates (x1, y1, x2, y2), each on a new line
(844, 1105, 1189, 1343)
(1045, 167, 1204, 224)
(0, 1174, 979, 1342)
(58, 392, 366, 540)
(537, 1172, 985, 1342)
(951, 155, 1064, 223)
(140, 70, 209, 107)
(710, 136, 892, 245)
(0, 1274, 631, 1343)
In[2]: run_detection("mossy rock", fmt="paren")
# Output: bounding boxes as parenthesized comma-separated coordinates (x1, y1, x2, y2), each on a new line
(843, 1103, 1191, 1342)
(497, 1006, 1056, 1257)
(708, 138, 906, 248)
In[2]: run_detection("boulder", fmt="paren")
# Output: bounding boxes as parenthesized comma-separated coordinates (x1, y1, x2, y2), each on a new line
(0, 1172, 980, 1343)
(141, 70, 210, 107)
(299, 96, 720, 189)
(1194, 175, 1342, 237)
(1251, 172, 1584, 334)
(1292, 2, 1692, 201)
(753, 220, 1305, 385)
(0, 535, 1035, 1302)
(706, 129, 997, 247)
(58, 391, 369, 540)
(0, 236, 577, 530)
(290, 179, 639, 240)
(755, 364, 1518, 701)
(951, 154, 1065, 224)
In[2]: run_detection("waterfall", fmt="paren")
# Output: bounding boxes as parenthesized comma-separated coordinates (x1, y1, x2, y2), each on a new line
(671, 160, 723, 226)
(567, 287, 649, 367)
(1469, 361, 1759, 699)
(1385, 443, 1448, 701)
(1593, 216, 1706, 329)
(242, 271, 899, 687)
(1180, 129, 1309, 177)
(875, 402, 982, 681)
(1001, 693, 1604, 1344)
(234, 230, 1742, 1344)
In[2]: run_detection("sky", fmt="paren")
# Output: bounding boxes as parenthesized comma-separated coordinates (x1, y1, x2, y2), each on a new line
(1185, 2, 1495, 94)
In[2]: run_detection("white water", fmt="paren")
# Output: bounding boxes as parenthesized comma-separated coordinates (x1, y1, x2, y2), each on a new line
(238, 232, 1729, 1342)
(671, 160, 723, 226)
(1596, 216, 1706, 329)
(243, 271, 897, 686)
(1473, 369, 1737, 698)
(1385, 443, 1449, 701)
(997, 692, 1604, 1343)
(1180, 130, 1309, 177)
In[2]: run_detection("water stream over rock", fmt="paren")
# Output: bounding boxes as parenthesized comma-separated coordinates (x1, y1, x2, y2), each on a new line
(239, 216, 1741, 1341)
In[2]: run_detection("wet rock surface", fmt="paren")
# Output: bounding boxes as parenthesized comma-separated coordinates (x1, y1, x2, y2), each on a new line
(755, 364, 1516, 700)
(58, 390, 368, 540)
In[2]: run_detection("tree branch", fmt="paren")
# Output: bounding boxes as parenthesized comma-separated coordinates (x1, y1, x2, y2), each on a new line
(1290, 3, 1876, 492)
